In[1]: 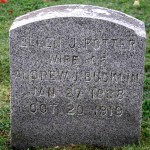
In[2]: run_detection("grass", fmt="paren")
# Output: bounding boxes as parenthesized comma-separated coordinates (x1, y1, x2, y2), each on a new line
(0, 0, 150, 149)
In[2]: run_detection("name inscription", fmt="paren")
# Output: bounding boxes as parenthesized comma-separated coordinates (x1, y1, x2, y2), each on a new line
(20, 36, 136, 52)
(14, 69, 140, 84)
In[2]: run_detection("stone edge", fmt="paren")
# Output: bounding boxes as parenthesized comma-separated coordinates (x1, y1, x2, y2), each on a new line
(9, 4, 146, 38)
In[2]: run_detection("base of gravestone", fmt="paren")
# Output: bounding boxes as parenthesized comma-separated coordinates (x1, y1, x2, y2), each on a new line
(10, 141, 140, 150)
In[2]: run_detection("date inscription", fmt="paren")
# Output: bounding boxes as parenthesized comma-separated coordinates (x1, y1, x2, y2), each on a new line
(29, 102, 123, 117)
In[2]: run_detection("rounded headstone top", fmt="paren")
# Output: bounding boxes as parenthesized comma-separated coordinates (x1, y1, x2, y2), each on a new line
(10, 4, 146, 38)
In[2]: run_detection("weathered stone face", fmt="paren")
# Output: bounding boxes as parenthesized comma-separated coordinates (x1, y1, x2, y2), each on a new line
(9, 5, 146, 149)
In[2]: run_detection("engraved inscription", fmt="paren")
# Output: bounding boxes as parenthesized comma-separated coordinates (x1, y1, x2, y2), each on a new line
(33, 86, 55, 98)
(30, 103, 47, 113)
(66, 103, 84, 116)
(13, 69, 141, 84)
(49, 54, 80, 65)
(66, 88, 82, 98)
(20, 37, 28, 48)
(30, 103, 36, 113)
(17, 83, 126, 101)
(94, 105, 123, 116)
(30, 102, 57, 114)
(17, 34, 139, 120)
(20, 37, 137, 52)
(91, 88, 124, 99)
(40, 104, 46, 113)
(29, 102, 123, 117)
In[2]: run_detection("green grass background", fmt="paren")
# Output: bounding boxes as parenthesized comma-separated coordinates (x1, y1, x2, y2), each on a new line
(0, 0, 150, 149)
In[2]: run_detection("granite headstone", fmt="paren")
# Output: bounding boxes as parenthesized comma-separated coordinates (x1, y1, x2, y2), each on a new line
(9, 5, 146, 149)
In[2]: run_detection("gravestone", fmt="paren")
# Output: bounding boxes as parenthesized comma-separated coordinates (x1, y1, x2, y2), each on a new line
(9, 5, 146, 149)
